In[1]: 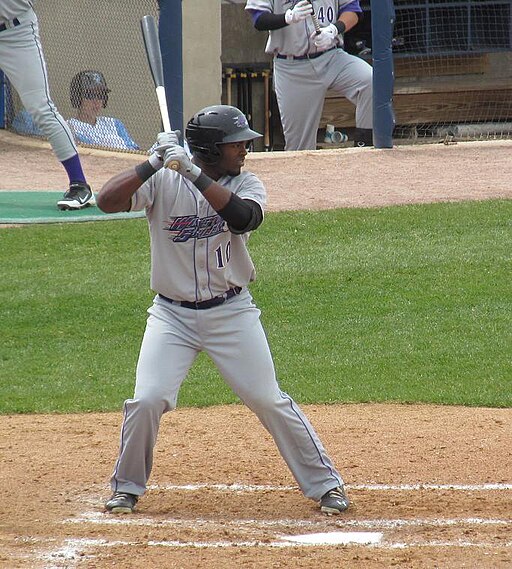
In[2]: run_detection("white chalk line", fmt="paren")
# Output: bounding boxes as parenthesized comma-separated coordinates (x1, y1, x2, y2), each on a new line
(147, 482, 512, 492)
(43, 536, 512, 555)
(42, 482, 512, 565)
(65, 511, 512, 531)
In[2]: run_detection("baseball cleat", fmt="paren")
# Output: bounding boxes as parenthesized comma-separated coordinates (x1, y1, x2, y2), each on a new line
(105, 492, 138, 514)
(57, 182, 95, 210)
(320, 485, 350, 515)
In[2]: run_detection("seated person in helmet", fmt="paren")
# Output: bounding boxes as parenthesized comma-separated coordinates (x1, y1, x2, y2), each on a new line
(68, 70, 140, 151)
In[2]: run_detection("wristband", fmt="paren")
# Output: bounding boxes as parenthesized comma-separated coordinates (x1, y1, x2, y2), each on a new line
(334, 21, 346, 35)
(193, 172, 214, 193)
(135, 160, 158, 183)
(148, 152, 164, 169)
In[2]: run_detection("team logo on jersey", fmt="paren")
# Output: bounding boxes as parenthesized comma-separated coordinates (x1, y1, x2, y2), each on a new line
(163, 214, 227, 242)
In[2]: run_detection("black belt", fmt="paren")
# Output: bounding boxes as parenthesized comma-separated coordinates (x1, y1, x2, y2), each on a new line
(0, 18, 20, 32)
(159, 287, 242, 310)
(276, 46, 337, 61)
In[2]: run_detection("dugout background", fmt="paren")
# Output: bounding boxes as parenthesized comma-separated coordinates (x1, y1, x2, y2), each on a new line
(2, 0, 512, 152)
(2, 0, 222, 153)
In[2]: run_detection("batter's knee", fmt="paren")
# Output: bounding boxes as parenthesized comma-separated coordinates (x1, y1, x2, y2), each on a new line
(128, 393, 174, 415)
(240, 388, 285, 414)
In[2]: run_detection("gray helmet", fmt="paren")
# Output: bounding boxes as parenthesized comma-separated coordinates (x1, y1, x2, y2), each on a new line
(185, 105, 261, 163)
(70, 70, 110, 109)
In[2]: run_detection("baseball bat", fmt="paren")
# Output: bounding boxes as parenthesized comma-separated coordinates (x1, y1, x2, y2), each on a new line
(307, 1, 321, 34)
(225, 67, 233, 106)
(262, 70, 270, 151)
(140, 14, 179, 171)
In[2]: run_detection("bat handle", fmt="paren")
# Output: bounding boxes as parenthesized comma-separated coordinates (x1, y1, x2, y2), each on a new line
(312, 15, 321, 35)
(308, 1, 321, 34)
(167, 160, 180, 171)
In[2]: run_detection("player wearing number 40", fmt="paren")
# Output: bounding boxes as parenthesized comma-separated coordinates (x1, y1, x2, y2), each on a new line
(245, 0, 373, 150)
(98, 105, 349, 517)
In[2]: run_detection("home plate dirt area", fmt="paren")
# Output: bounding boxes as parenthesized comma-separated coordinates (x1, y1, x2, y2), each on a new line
(1, 404, 511, 568)
(0, 135, 511, 567)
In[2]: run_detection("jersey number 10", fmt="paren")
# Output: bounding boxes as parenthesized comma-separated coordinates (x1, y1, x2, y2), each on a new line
(215, 241, 231, 269)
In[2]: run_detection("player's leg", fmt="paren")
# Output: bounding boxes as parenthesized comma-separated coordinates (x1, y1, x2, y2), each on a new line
(273, 59, 326, 151)
(204, 292, 345, 502)
(108, 299, 200, 502)
(0, 13, 93, 209)
(327, 49, 373, 146)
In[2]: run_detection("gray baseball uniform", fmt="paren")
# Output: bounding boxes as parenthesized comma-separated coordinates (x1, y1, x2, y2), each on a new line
(109, 167, 344, 501)
(0, 1, 78, 161)
(245, 0, 373, 150)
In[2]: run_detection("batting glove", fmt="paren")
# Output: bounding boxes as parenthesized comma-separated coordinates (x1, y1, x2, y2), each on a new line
(163, 144, 201, 181)
(312, 23, 340, 50)
(148, 130, 181, 169)
(285, 0, 313, 25)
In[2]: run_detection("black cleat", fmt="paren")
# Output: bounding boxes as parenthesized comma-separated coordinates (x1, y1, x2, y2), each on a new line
(57, 182, 95, 210)
(320, 485, 350, 515)
(105, 492, 138, 514)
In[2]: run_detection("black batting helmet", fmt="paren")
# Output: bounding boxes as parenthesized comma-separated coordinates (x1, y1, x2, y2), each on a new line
(185, 105, 261, 163)
(70, 70, 110, 109)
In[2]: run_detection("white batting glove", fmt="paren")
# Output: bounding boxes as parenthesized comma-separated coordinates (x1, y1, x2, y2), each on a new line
(163, 144, 201, 181)
(312, 23, 339, 50)
(148, 130, 181, 170)
(285, 0, 313, 25)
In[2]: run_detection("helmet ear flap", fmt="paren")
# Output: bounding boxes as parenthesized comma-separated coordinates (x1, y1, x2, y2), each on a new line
(185, 122, 224, 162)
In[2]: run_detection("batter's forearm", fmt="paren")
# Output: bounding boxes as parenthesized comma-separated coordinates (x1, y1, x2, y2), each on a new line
(97, 167, 145, 213)
(250, 10, 288, 31)
(339, 11, 359, 33)
(193, 178, 262, 233)
(200, 180, 234, 211)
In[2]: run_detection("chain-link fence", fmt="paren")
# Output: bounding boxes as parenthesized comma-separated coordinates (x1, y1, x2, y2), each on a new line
(5, 0, 161, 153)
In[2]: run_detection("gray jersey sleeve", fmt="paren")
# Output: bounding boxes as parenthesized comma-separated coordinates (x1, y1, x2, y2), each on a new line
(130, 174, 158, 212)
(228, 171, 266, 214)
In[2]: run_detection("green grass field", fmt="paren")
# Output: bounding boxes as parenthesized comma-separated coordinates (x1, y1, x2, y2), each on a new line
(1, 199, 510, 414)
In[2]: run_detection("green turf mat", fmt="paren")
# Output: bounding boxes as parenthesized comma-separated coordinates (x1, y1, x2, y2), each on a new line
(0, 191, 145, 224)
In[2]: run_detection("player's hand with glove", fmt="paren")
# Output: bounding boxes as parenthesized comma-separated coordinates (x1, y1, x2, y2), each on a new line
(312, 23, 344, 50)
(163, 144, 201, 181)
(148, 130, 181, 170)
(285, 0, 313, 25)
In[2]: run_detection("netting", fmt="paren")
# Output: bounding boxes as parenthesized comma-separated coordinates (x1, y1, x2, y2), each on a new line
(390, 0, 512, 142)
(340, 0, 512, 143)
(4, 0, 160, 154)
(4, 1, 512, 150)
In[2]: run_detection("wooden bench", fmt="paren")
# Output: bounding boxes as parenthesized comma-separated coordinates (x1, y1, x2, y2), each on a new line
(320, 55, 512, 129)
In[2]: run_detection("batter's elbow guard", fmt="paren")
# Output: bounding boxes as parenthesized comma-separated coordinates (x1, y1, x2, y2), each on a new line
(219, 196, 263, 234)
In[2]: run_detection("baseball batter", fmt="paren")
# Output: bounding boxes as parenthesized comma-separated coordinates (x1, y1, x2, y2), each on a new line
(0, 0, 94, 209)
(98, 105, 349, 516)
(245, 0, 373, 150)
